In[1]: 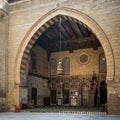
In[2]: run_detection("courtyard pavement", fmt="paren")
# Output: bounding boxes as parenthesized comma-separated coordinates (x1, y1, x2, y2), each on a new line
(0, 112, 120, 120)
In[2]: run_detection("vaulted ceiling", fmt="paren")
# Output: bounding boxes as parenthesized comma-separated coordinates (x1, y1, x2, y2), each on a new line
(34, 15, 101, 53)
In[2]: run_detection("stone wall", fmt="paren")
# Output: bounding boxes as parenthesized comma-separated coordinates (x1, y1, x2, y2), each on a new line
(0, 10, 8, 110)
(4, 0, 120, 114)
(31, 46, 106, 82)
(50, 47, 106, 78)
(27, 75, 49, 106)
(30, 46, 106, 75)
(107, 94, 120, 115)
(0, 0, 9, 13)
(30, 46, 48, 76)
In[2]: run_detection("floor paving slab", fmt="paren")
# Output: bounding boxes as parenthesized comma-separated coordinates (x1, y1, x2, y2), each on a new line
(0, 112, 120, 120)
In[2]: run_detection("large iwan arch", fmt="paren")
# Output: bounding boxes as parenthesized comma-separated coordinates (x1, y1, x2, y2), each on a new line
(14, 7, 115, 112)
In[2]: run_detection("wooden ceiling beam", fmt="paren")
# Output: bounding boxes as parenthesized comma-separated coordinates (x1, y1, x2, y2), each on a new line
(54, 23, 67, 40)
(45, 17, 66, 40)
(61, 20, 75, 53)
(67, 20, 78, 38)
(49, 33, 96, 46)
(61, 22, 72, 39)
(77, 23, 86, 37)
(56, 15, 71, 39)
(60, 16, 75, 39)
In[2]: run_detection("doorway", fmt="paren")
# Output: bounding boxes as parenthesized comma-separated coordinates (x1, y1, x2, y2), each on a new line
(100, 81, 107, 104)
(63, 90, 69, 104)
(31, 88, 37, 105)
(51, 90, 57, 104)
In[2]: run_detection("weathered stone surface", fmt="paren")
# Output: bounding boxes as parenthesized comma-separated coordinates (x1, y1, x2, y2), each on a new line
(0, 0, 9, 13)
(107, 94, 120, 115)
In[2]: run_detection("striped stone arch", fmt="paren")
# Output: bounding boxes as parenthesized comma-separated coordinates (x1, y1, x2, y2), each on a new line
(20, 15, 85, 82)
(14, 7, 115, 88)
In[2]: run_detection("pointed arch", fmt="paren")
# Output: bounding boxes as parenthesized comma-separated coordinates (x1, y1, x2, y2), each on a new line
(14, 7, 115, 105)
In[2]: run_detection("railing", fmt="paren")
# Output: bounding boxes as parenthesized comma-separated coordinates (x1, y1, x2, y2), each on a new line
(0, 0, 9, 13)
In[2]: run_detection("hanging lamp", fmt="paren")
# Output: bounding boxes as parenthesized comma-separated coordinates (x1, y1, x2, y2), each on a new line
(57, 16, 64, 75)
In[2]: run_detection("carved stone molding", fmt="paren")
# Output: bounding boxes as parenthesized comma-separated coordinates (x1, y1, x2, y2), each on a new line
(50, 76, 91, 89)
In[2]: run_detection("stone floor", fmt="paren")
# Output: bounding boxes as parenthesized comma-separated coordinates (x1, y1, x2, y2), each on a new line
(24, 106, 104, 112)
(0, 112, 120, 120)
